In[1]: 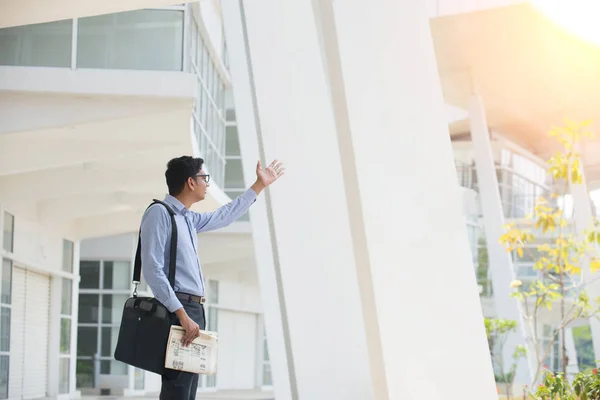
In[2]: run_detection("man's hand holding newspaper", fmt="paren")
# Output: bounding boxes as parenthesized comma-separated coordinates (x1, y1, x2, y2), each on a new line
(165, 326, 218, 374)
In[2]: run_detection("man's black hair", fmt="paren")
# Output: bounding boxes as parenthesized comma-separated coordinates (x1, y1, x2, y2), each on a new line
(165, 156, 205, 196)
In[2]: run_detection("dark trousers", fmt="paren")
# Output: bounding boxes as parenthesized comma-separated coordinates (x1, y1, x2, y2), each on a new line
(160, 301, 206, 400)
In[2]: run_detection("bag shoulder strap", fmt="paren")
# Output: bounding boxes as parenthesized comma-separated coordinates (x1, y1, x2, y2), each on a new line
(132, 200, 178, 296)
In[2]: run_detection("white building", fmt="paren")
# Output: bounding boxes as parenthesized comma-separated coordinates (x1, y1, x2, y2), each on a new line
(1, 1, 600, 399)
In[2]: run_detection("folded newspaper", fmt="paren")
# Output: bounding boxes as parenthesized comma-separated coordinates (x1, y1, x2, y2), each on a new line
(165, 326, 218, 374)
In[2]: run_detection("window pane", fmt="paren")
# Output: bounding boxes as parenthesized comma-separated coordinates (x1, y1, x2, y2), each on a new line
(2, 213, 13, 253)
(101, 326, 121, 357)
(77, 10, 184, 71)
(79, 261, 100, 289)
(60, 318, 71, 354)
(78, 295, 99, 323)
(77, 327, 97, 357)
(0, 307, 10, 352)
(224, 159, 244, 189)
(207, 307, 218, 332)
(103, 261, 130, 290)
(59, 358, 70, 394)
(207, 374, 216, 387)
(62, 240, 74, 273)
(102, 295, 127, 324)
(226, 109, 236, 122)
(225, 126, 240, 156)
(225, 191, 249, 221)
(61, 278, 72, 315)
(207, 280, 219, 304)
(76, 360, 94, 388)
(134, 368, 145, 390)
(1, 260, 11, 305)
(100, 359, 127, 375)
(0, 355, 8, 399)
(0, 20, 72, 67)
(262, 364, 272, 386)
(263, 336, 269, 361)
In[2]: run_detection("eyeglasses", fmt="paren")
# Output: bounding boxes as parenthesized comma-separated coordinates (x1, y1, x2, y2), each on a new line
(195, 174, 210, 183)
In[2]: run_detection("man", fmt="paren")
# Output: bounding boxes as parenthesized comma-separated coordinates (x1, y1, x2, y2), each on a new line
(140, 155, 284, 400)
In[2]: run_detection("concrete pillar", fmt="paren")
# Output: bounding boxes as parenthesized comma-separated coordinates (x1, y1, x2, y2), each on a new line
(569, 167, 600, 365)
(469, 94, 533, 385)
(225, 0, 497, 398)
(221, 3, 295, 400)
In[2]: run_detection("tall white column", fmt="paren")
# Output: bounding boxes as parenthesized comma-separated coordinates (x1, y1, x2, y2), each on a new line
(469, 95, 533, 385)
(221, 2, 296, 400)
(569, 167, 600, 365)
(225, 0, 497, 398)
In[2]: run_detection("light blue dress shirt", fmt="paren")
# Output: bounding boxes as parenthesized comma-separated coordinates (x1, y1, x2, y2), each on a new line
(140, 188, 257, 312)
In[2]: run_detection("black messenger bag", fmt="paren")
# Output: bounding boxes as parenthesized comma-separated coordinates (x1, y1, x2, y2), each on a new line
(114, 200, 178, 375)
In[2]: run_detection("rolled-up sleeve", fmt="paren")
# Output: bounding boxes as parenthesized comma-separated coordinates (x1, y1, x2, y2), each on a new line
(191, 188, 257, 233)
(140, 205, 183, 312)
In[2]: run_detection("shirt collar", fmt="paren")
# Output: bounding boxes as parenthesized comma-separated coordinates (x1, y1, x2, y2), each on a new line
(163, 194, 188, 215)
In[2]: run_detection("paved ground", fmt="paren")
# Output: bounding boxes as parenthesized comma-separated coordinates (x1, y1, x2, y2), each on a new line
(196, 391, 275, 400)
(195, 391, 274, 400)
(83, 390, 274, 400)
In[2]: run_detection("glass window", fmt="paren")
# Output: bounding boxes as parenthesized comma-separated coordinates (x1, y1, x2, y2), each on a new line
(103, 261, 130, 290)
(225, 191, 249, 221)
(101, 327, 120, 357)
(206, 373, 217, 388)
(262, 364, 272, 386)
(75, 360, 94, 389)
(0, 355, 8, 399)
(262, 335, 272, 386)
(78, 295, 99, 323)
(0, 308, 9, 352)
(76, 327, 97, 357)
(63, 240, 74, 273)
(0, 20, 72, 67)
(102, 294, 127, 324)
(100, 360, 127, 375)
(62, 278, 72, 315)
(207, 307, 218, 332)
(225, 126, 241, 156)
(79, 261, 100, 289)
(77, 10, 184, 71)
(60, 318, 71, 354)
(2, 213, 14, 253)
(1, 260, 11, 305)
(59, 358, 70, 394)
(134, 368, 145, 390)
(225, 159, 245, 189)
(207, 280, 219, 304)
(226, 109, 236, 122)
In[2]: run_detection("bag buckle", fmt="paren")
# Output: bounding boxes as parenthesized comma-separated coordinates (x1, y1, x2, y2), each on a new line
(133, 281, 140, 298)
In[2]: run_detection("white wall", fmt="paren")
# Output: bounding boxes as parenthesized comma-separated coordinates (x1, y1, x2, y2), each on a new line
(205, 268, 263, 390)
(80, 233, 136, 260)
(0, 202, 76, 277)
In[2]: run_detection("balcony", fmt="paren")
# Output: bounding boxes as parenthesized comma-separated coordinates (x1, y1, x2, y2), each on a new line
(0, 5, 233, 238)
(455, 161, 558, 219)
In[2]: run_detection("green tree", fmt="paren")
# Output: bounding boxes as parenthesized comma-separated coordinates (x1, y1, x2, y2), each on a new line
(499, 120, 600, 387)
(573, 325, 596, 372)
(485, 317, 527, 399)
